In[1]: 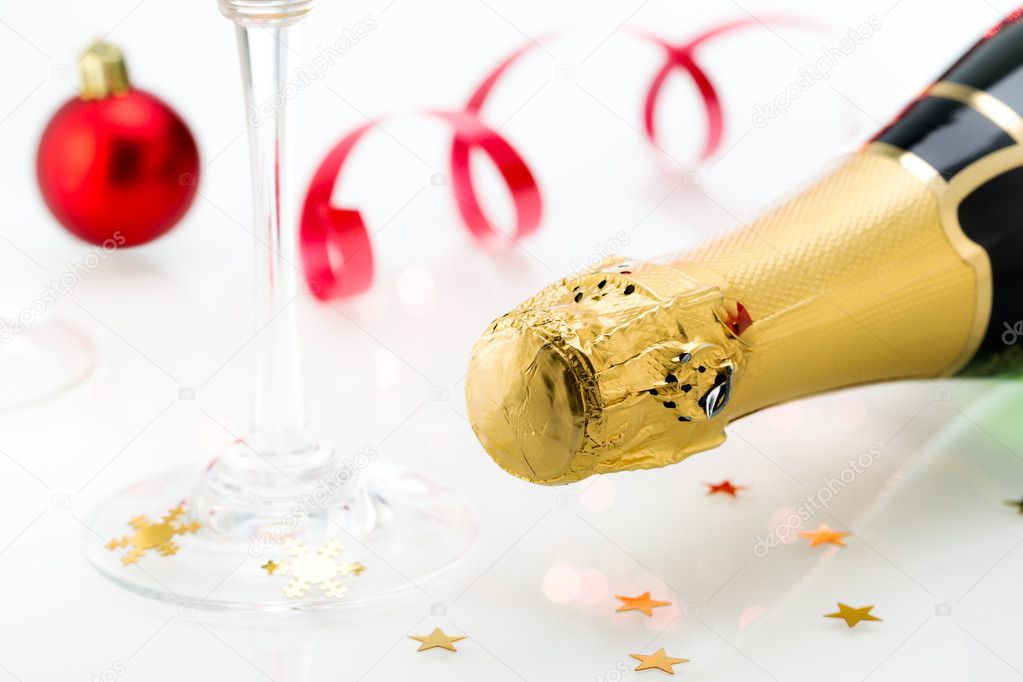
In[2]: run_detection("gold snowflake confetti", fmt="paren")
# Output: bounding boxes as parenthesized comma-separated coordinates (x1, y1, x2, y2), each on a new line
(105, 502, 201, 566)
(264, 538, 364, 599)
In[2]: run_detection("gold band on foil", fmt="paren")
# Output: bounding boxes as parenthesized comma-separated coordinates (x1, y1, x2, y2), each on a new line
(926, 80, 1023, 142)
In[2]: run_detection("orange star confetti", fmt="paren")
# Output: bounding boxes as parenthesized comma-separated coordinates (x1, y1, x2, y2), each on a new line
(704, 480, 746, 497)
(799, 523, 849, 547)
(615, 592, 671, 617)
(824, 603, 882, 628)
(630, 648, 689, 674)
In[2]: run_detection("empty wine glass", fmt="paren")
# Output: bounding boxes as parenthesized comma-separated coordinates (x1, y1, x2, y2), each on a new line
(84, 0, 475, 612)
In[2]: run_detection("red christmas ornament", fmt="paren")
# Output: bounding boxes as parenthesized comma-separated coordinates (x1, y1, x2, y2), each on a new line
(36, 41, 199, 247)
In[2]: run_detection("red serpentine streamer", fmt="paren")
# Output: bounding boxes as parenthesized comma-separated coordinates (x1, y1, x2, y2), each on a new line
(300, 17, 809, 300)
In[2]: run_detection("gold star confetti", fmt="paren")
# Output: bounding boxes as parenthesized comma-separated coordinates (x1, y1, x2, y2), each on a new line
(409, 628, 466, 652)
(799, 524, 850, 548)
(350, 561, 367, 576)
(1004, 497, 1023, 514)
(615, 592, 671, 617)
(824, 603, 882, 628)
(105, 502, 200, 566)
(265, 538, 364, 599)
(704, 480, 746, 497)
(630, 648, 689, 674)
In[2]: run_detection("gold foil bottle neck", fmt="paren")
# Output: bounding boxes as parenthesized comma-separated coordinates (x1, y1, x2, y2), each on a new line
(466, 152, 984, 485)
(79, 40, 130, 100)
(466, 261, 743, 485)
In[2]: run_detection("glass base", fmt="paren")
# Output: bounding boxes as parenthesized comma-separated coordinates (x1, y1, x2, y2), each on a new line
(84, 461, 476, 614)
(0, 318, 95, 411)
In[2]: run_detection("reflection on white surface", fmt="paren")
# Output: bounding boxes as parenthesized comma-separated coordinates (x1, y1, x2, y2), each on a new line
(396, 267, 438, 317)
(0, 318, 95, 411)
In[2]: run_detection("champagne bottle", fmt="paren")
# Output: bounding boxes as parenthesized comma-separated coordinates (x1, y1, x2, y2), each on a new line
(465, 10, 1023, 485)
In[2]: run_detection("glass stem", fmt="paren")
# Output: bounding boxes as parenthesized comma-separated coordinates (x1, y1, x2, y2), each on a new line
(236, 24, 311, 457)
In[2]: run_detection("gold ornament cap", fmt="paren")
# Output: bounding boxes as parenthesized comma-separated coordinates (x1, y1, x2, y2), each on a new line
(79, 40, 130, 100)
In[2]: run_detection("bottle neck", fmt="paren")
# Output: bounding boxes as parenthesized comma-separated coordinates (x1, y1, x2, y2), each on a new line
(465, 149, 992, 485)
(673, 150, 982, 417)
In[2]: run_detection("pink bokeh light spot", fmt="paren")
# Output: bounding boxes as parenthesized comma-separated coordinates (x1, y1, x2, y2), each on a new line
(543, 564, 581, 603)
(576, 569, 609, 605)
(828, 394, 867, 430)
(579, 476, 616, 511)
(739, 605, 767, 630)
(764, 402, 803, 431)
(645, 602, 681, 631)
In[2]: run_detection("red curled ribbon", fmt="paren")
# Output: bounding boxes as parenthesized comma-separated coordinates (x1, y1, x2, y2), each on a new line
(441, 110, 542, 246)
(301, 16, 812, 300)
(643, 41, 723, 161)
(640, 16, 817, 160)
(299, 111, 539, 299)
(300, 121, 376, 298)
(447, 40, 544, 245)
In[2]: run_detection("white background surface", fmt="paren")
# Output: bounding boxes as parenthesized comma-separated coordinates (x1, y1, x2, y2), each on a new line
(2, 0, 1023, 680)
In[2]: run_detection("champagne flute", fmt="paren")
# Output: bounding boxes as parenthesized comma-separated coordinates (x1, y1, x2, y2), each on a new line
(84, 0, 475, 611)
